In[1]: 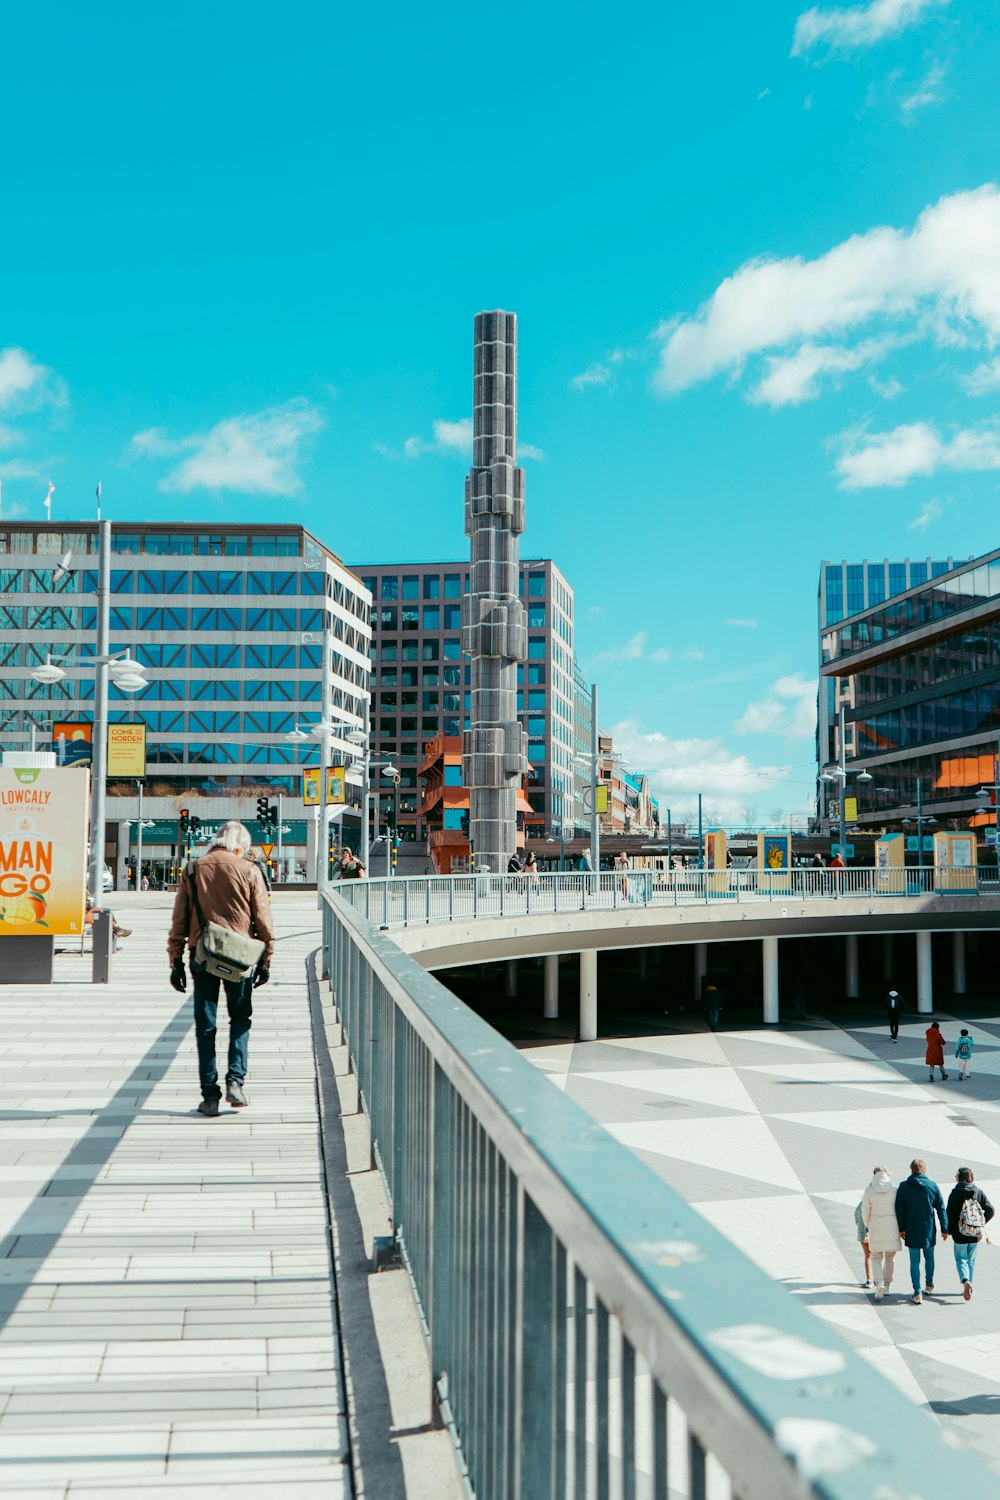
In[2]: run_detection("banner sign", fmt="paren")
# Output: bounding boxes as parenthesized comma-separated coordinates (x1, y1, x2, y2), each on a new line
(128, 819, 308, 845)
(302, 767, 346, 806)
(52, 721, 93, 768)
(0, 767, 89, 936)
(595, 783, 609, 814)
(107, 723, 146, 777)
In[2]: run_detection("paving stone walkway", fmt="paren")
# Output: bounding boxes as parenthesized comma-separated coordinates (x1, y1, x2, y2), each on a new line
(0, 892, 348, 1498)
(520, 1004, 1000, 1476)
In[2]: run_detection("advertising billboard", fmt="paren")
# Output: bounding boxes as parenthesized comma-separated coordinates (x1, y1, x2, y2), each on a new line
(0, 767, 89, 936)
(107, 723, 147, 777)
(53, 722, 93, 768)
(302, 767, 346, 806)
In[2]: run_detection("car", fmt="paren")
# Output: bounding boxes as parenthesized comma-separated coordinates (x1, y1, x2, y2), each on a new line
(102, 864, 114, 893)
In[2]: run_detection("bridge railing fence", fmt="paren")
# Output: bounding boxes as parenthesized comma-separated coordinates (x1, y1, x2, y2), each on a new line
(336, 864, 980, 928)
(322, 889, 991, 1500)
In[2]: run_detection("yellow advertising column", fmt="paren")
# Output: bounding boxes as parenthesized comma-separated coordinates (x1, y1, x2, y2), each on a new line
(874, 832, 905, 895)
(704, 829, 728, 895)
(756, 831, 792, 894)
(933, 831, 977, 892)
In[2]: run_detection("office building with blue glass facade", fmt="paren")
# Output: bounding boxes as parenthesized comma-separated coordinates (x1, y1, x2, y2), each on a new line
(819, 548, 1000, 831)
(351, 557, 576, 842)
(1, 521, 371, 878)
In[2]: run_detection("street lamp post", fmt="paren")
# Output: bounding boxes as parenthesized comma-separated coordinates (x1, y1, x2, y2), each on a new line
(31, 522, 149, 906)
(902, 776, 936, 869)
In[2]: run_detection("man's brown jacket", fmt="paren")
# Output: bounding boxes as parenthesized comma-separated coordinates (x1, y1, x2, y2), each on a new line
(167, 848, 275, 965)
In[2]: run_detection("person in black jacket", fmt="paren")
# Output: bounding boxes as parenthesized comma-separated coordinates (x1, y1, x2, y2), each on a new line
(885, 988, 904, 1042)
(895, 1158, 948, 1304)
(946, 1166, 994, 1300)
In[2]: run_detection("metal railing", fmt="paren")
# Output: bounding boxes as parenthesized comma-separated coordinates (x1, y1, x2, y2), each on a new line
(337, 865, 991, 929)
(323, 889, 991, 1500)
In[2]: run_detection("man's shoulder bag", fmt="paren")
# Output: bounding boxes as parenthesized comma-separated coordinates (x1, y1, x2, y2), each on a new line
(186, 860, 265, 982)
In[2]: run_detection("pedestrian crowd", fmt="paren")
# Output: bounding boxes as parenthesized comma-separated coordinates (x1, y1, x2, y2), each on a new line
(855, 1158, 994, 1305)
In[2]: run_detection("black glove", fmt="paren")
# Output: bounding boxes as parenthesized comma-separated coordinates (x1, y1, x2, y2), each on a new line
(170, 959, 187, 993)
(254, 964, 270, 989)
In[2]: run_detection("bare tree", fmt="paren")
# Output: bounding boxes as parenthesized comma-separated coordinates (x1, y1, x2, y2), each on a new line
(740, 804, 757, 829)
(768, 804, 785, 826)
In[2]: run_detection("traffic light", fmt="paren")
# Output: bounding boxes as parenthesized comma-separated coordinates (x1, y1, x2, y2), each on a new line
(179, 809, 189, 840)
(189, 815, 201, 841)
(256, 796, 268, 824)
(268, 802, 278, 830)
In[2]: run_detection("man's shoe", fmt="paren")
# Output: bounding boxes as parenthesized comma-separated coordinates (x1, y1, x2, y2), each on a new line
(874, 1285, 885, 1300)
(197, 1099, 220, 1118)
(911, 1292, 922, 1304)
(942, 1073, 949, 1080)
(114, 926, 132, 938)
(226, 1082, 248, 1108)
(964, 1281, 973, 1300)
(925, 1285, 935, 1294)
(863, 1279, 873, 1289)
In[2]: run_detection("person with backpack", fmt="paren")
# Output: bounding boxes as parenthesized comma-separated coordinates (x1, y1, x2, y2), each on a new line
(885, 988, 904, 1042)
(955, 1029, 975, 1081)
(946, 1167, 994, 1299)
(895, 1158, 948, 1304)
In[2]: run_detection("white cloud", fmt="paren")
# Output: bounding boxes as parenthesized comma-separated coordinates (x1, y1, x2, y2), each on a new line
(909, 495, 946, 530)
(681, 648, 706, 661)
(587, 605, 607, 621)
(836, 420, 1000, 488)
(750, 335, 906, 406)
(792, 0, 948, 56)
(611, 718, 792, 824)
(0, 347, 66, 413)
(724, 618, 758, 629)
(586, 631, 671, 670)
(869, 373, 904, 398)
(901, 62, 948, 119)
(964, 358, 1000, 394)
(571, 363, 614, 391)
(654, 185, 1000, 401)
(0, 424, 25, 450)
(518, 442, 547, 461)
(0, 459, 45, 482)
(130, 400, 324, 496)
(735, 673, 816, 739)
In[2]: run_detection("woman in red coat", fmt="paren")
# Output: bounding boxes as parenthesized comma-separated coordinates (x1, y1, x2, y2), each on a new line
(925, 1021, 948, 1082)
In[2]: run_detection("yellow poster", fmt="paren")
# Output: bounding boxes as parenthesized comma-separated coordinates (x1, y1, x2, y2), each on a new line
(844, 796, 858, 823)
(0, 768, 89, 936)
(302, 767, 346, 806)
(107, 723, 146, 777)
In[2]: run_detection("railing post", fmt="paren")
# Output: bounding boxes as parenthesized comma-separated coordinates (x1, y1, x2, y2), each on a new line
(516, 1192, 556, 1499)
(403, 880, 409, 927)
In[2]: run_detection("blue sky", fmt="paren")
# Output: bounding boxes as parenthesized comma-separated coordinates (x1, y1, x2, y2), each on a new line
(3, 0, 999, 822)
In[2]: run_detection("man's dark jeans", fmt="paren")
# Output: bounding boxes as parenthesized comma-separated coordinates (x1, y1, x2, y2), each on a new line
(191, 958, 253, 1101)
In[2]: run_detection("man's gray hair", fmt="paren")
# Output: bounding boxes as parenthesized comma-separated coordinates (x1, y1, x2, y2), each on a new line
(209, 820, 252, 854)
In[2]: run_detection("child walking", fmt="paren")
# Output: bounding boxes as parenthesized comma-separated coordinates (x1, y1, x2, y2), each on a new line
(956, 1029, 975, 1081)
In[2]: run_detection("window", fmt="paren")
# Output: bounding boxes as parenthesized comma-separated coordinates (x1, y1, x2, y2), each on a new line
(443, 604, 461, 630)
(423, 575, 440, 599)
(381, 576, 399, 599)
(401, 666, 418, 687)
(422, 641, 439, 660)
(443, 667, 461, 686)
(528, 690, 546, 709)
(527, 605, 545, 628)
(527, 638, 546, 659)
(443, 573, 461, 598)
(423, 668, 439, 686)
(402, 643, 419, 661)
(402, 607, 419, 631)
(423, 692, 439, 710)
(402, 575, 419, 600)
(380, 607, 398, 630)
(527, 744, 546, 763)
(528, 573, 545, 596)
(527, 665, 545, 684)
(423, 606, 440, 630)
(444, 765, 463, 786)
(527, 717, 546, 735)
(443, 693, 462, 712)
(114, 534, 141, 554)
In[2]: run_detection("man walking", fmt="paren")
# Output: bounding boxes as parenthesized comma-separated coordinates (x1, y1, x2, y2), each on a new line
(946, 1167, 994, 1300)
(168, 821, 274, 1117)
(886, 988, 904, 1042)
(895, 1159, 948, 1304)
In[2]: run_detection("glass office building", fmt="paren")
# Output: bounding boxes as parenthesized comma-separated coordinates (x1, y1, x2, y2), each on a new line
(819, 547, 1000, 829)
(0, 522, 371, 875)
(351, 557, 577, 842)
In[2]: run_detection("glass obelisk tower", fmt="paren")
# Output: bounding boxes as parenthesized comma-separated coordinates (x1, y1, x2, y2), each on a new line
(461, 310, 528, 873)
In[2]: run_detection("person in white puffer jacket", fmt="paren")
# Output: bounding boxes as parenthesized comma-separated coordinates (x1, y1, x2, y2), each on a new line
(862, 1166, 902, 1301)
